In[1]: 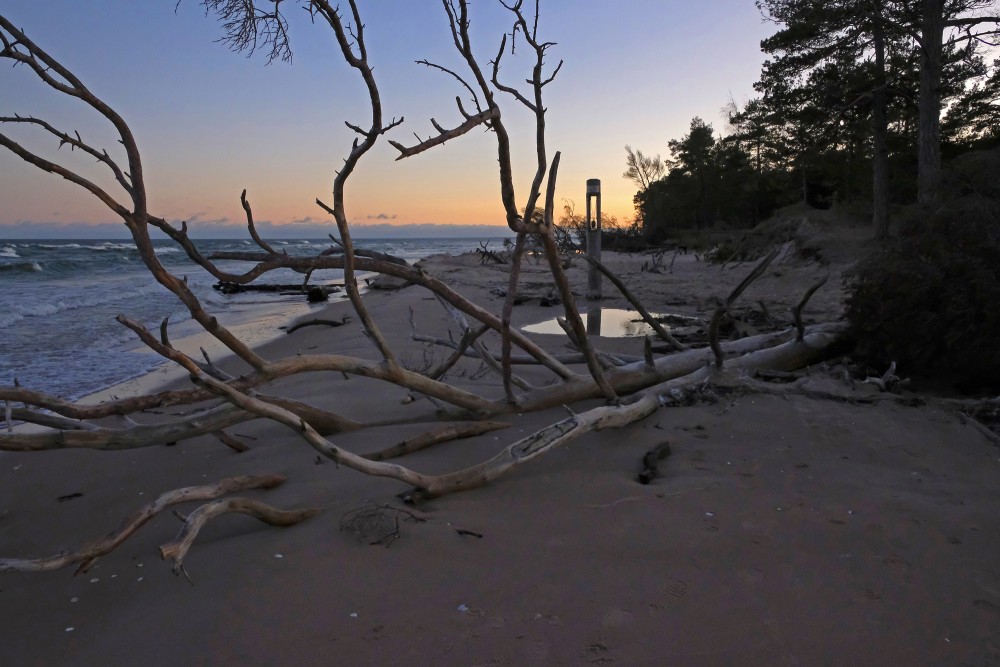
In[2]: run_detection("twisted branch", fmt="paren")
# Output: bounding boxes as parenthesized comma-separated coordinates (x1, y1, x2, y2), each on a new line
(0, 475, 287, 574)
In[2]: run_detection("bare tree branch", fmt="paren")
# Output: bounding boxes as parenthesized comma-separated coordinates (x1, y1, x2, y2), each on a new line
(198, 0, 294, 64)
(309, 0, 401, 367)
(362, 421, 510, 461)
(0, 475, 288, 573)
(579, 254, 687, 352)
(160, 496, 322, 577)
(709, 248, 780, 368)
(0, 115, 134, 195)
(389, 107, 497, 159)
(793, 274, 830, 342)
(240, 189, 279, 254)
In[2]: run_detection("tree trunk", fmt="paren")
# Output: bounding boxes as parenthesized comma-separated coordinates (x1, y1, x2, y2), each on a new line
(872, 20, 891, 240)
(918, 0, 944, 207)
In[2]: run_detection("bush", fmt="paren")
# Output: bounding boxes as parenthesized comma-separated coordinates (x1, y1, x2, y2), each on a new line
(601, 224, 647, 252)
(845, 195, 1000, 392)
(944, 147, 1000, 200)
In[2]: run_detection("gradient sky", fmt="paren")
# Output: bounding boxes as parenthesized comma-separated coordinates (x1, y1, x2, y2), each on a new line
(0, 1, 773, 238)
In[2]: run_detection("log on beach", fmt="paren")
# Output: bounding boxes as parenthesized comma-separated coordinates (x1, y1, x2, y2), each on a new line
(214, 281, 342, 298)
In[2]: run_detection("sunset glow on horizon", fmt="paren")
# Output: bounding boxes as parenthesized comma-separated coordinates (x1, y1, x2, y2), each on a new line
(1, 1, 772, 239)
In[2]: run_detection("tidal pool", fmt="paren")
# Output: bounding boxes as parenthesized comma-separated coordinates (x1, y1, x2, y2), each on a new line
(522, 309, 701, 338)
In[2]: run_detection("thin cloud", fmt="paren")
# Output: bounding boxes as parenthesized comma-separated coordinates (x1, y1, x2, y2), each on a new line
(286, 216, 325, 226)
(182, 216, 233, 227)
(347, 222, 514, 239)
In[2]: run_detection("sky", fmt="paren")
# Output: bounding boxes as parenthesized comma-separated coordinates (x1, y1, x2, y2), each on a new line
(0, 1, 774, 239)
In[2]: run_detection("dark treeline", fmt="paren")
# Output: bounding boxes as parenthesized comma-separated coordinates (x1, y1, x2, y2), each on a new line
(629, 0, 1000, 244)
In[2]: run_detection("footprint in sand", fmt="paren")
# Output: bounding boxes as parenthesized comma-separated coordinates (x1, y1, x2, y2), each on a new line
(974, 570, 1000, 598)
(602, 608, 634, 628)
(526, 640, 552, 660)
(665, 578, 688, 600)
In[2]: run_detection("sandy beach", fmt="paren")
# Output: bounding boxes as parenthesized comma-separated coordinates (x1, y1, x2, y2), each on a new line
(2, 224, 999, 666)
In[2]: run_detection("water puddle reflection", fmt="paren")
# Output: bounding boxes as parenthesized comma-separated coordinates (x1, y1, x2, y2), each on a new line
(523, 309, 701, 338)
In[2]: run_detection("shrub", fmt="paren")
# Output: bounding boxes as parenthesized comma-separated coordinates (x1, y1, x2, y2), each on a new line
(845, 194, 1000, 392)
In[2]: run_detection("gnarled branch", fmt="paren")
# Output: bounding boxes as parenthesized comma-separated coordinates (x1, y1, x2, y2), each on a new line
(0, 475, 287, 574)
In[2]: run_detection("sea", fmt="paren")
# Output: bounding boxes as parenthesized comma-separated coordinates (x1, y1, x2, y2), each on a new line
(0, 238, 503, 401)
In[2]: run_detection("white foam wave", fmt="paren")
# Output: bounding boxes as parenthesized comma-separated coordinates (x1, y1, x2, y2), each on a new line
(0, 260, 43, 273)
(0, 312, 25, 328)
(95, 242, 135, 250)
(153, 246, 182, 255)
(1, 246, 19, 258)
(0, 281, 168, 329)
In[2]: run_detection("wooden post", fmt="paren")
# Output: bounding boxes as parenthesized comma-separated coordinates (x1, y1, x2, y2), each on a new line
(585, 178, 602, 335)
(585, 178, 602, 298)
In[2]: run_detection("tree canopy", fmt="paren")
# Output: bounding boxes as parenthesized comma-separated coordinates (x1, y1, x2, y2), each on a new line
(629, 0, 1000, 243)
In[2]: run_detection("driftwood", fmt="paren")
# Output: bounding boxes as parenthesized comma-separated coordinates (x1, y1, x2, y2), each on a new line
(214, 281, 339, 296)
(0, 475, 290, 574)
(475, 240, 509, 264)
(709, 248, 779, 367)
(320, 234, 410, 266)
(580, 254, 686, 351)
(362, 421, 511, 461)
(793, 274, 829, 341)
(160, 497, 321, 579)
(0, 2, 854, 576)
(637, 442, 673, 484)
(213, 430, 250, 453)
(283, 316, 351, 334)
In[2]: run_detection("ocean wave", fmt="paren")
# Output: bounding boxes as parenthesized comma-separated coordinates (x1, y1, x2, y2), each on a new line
(1, 246, 19, 258)
(91, 242, 137, 251)
(0, 312, 25, 328)
(0, 301, 61, 328)
(38, 243, 82, 250)
(34, 242, 136, 252)
(0, 261, 43, 273)
(0, 281, 170, 329)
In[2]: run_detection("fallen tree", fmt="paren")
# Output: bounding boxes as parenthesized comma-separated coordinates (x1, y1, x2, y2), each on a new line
(0, 1, 850, 575)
